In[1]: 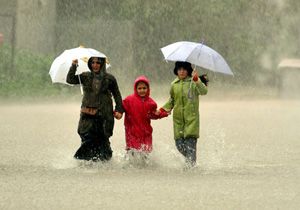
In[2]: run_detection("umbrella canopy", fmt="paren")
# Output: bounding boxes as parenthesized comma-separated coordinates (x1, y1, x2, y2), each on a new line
(161, 41, 233, 75)
(49, 46, 110, 84)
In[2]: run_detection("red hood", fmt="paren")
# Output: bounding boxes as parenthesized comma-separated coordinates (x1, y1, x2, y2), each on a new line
(134, 75, 150, 97)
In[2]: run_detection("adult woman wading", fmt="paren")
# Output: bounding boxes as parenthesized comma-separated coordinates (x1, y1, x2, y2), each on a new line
(67, 57, 123, 161)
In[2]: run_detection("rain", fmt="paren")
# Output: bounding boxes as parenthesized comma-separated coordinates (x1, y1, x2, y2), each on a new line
(0, 0, 300, 209)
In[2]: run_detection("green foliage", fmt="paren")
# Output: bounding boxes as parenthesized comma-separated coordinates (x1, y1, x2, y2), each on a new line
(0, 44, 76, 98)
(2, 0, 300, 97)
(54, 0, 300, 85)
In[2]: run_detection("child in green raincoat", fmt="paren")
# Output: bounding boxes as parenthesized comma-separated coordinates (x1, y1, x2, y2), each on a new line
(160, 61, 208, 167)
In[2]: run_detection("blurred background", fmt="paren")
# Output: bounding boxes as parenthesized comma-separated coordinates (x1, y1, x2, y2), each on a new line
(1, 2, 300, 209)
(1, 0, 300, 99)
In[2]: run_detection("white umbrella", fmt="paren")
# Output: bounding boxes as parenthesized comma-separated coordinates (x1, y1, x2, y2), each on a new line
(161, 41, 233, 75)
(49, 46, 110, 85)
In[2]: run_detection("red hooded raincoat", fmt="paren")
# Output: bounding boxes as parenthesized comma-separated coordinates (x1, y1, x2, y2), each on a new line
(123, 76, 166, 152)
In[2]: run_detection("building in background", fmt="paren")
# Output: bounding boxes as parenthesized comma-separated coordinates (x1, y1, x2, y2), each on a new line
(278, 58, 300, 98)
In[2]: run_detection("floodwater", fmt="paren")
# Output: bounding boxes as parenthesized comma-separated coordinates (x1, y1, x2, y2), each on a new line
(0, 99, 299, 210)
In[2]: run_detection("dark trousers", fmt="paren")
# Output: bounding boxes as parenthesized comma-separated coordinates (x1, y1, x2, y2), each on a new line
(74, 114, 112, 161)
(175, 138, 197, 166)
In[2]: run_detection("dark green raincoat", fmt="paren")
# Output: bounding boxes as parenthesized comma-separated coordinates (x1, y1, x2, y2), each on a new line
(66, 58, 123, 161)
(67, 62, 123, 138)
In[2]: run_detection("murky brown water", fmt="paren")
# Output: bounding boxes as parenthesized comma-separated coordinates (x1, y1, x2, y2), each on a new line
(0, 99, 299, 209)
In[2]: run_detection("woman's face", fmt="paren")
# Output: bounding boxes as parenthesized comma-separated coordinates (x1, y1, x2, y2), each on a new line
(91, 58, 101, 73)
(136, 82, 148, 97)
(177, 68, 188, 80)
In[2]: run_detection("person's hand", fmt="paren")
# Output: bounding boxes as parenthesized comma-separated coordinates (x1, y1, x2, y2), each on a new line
(72, 59, 78, 65)
(153, 109, 161, 116)
(192, 69, 199, 82)
(158, 108, 170, 117)
(199, 74, 209, 86)
(114, 111, 123, 120)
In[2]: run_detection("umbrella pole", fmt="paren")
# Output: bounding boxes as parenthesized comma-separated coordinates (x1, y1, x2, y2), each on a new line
(188, 65, 197, 100)
(78, 75, 83, 95)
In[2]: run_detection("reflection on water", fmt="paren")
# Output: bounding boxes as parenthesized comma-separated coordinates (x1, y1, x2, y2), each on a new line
(0, 100, 299, 209)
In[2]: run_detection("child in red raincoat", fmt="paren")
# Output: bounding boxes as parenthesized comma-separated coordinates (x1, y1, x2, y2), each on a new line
(122, 76, 168, 162)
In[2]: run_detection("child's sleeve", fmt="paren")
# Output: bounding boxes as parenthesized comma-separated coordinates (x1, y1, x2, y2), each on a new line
(122, 97, 129, 113)
(148, 100, 160, 120)
(162, 86, 174, 112)
(158, 108, 169, 118)
(194, 80, 208, 95)
(149, 108, 169, 120)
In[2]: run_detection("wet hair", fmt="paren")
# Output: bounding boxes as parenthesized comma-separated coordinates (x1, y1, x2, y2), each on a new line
(173, 61, 193, 76)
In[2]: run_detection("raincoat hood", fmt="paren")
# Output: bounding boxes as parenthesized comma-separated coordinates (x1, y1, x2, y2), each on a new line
(134, 75, 151, 97)
(123, 75, 165, 153)
(87, 57, 107, 75)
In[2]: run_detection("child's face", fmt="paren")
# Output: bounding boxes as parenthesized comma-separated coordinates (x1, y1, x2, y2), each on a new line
(177, 67, 188, 80)
(136, 82, 148, 97)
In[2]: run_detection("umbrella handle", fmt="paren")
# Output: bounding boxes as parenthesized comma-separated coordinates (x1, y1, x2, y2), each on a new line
(80, 85, 83, 95)
(78, 75, 83, 95)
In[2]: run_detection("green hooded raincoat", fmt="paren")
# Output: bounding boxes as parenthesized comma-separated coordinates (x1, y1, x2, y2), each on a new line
(163, 77, 207, 140)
